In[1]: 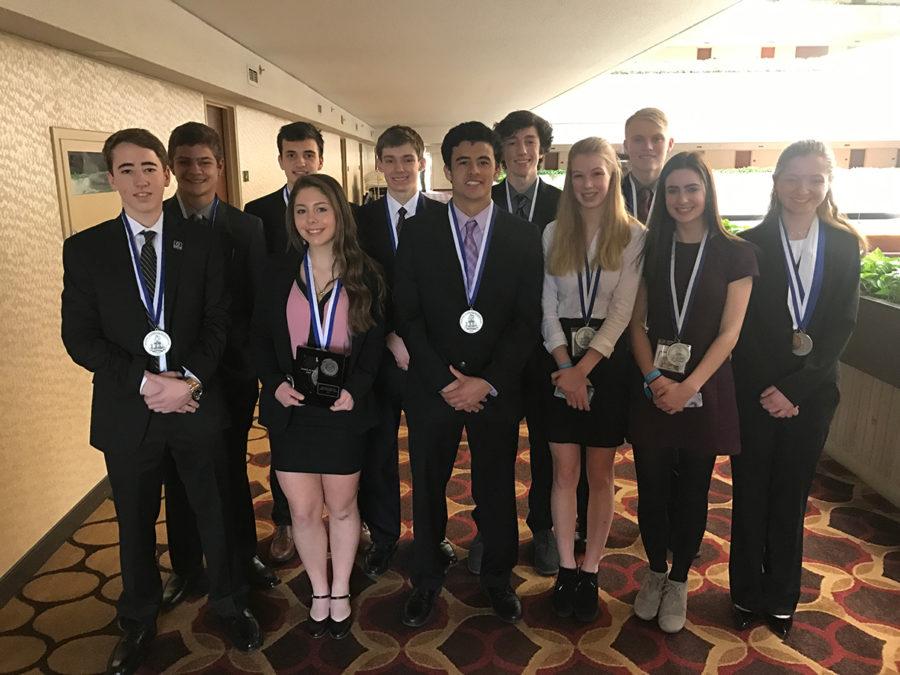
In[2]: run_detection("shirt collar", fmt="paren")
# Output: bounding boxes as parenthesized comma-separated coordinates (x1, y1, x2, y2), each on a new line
(629, 173, 657, 193)
(386, 191, 420, 218)
(507, 178, 538, 201)
(452, 201, 492, 233)
(124, 210, 164, 239)
(176, 193, 215, 220)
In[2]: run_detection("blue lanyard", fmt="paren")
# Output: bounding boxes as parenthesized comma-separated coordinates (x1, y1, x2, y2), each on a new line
(577, 254, 601, 324)
(383, 193, 425, 253)
(122, 212, 165, 328)
(302, 252, 342, 350)
(779, 219, 826, 331)
(448, 202, 497, 307)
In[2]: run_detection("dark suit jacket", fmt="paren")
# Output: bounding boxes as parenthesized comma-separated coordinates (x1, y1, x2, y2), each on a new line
(164, 197, 265, 382)
(393, 202, 543, 411)
(733, 218, 860, 405)
(356, 193, 443, 332)
(245, 187, 288, 257)
(250, 247, 386, 434)
(491, 178, 561, 232)
(62, 213, 229, 454)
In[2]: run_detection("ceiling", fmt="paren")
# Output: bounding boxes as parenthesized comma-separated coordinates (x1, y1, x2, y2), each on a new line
(173, 0, 736, 129)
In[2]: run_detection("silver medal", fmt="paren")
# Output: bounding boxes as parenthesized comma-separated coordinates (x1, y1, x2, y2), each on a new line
(460, 309, 484, 334)
(574, 326, 596, 350)
(792, 330, 813, 357)
(320, 358, 339, 377)
(143, 329, 171, 357)
(667, 341, 691, 367)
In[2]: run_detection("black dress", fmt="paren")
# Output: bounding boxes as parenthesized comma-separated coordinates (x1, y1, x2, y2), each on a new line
(629, 232, 758, 455)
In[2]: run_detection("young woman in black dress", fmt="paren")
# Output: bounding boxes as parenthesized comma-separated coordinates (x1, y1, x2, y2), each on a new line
(541, 137, 644, 622)
(730, 140, 865, 639)
(252, 174, 385, 639)
(628, 152, 757, 633)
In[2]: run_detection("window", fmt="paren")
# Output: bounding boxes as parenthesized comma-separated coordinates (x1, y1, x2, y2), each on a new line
(795, 46, 828, 59)
(761, 46, 775, 59)
(697, 47, 712, 60)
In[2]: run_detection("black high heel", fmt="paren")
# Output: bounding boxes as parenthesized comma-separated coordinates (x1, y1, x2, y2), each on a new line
(329, 594, 353, 639)
(304, 594, 330, 638)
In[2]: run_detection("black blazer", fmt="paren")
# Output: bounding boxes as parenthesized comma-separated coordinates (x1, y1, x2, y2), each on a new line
(251, 247, 386, 434)
(393, 202, 543, 407)
(245, 187, 288, 257)
(733, 218, 860, 404)
(164, 197, 265, 382)
(356, 193, 443, 332)
(492, 178, 561, 232)
(61, 213, 229, 454)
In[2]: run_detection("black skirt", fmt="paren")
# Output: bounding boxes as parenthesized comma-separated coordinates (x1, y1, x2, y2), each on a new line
(542, 319, 630, 448)
(269, 421, 365, 475)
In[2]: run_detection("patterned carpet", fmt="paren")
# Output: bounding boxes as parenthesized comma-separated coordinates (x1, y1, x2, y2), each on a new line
(1, 418, 898, 674)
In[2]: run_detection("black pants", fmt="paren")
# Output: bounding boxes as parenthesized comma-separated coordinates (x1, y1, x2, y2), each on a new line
(523, 347, 554, 534)
(730, 385, 839, 616)
(633, 446, 715, 582)
(359, 353, 404, 545)
(105, 418, 242, 626)
(407, 392, 520, 591)
(164, 377, 259, 575)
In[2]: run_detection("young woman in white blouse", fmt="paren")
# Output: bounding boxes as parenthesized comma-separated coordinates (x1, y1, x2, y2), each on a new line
(542, 137, 644, 622)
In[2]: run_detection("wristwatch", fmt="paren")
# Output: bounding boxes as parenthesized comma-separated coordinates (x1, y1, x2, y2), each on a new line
(185, 377, 203, 401)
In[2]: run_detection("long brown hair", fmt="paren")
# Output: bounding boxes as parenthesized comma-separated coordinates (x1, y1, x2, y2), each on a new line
(286, 174, 385, 333)
(548, 137, 636, 275)
(641, 152, 739, 285)
(764, 140, 867, 252)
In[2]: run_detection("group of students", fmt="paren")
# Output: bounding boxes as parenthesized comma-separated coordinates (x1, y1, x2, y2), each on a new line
(60, 106, 863, 675)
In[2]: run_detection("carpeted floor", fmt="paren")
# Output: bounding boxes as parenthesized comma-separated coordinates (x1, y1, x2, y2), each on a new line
(1, 418, 898, 674)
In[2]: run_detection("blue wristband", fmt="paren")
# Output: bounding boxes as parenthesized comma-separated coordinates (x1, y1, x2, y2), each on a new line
(558, 361, 573, 369)
(644, 369, 662, 384)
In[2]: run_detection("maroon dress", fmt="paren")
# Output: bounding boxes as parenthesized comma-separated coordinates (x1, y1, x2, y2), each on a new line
(629, 232, 758, 455)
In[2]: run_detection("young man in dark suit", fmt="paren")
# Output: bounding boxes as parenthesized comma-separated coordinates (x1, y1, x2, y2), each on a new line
(621, 107, 674, 223)
(244, 120, 324, 563)
(159, 122, 277, 609)
(355, 125, 454, 579)
(485, 110, 562, 576)
(61, 129, 262, 675)
(395, 122, 543, 627)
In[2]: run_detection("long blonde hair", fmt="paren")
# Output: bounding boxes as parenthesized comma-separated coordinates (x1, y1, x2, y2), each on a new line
(547, 137, 636, 275)
(766, 140, 867, 252)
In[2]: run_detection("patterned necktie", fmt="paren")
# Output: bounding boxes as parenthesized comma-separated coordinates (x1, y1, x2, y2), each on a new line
(463, 219, 479, 287)
(637, 187, 653, 224)
(139, 230, 159, 372)
(396, 206, 407, 236)
(515, 193, 529, 220)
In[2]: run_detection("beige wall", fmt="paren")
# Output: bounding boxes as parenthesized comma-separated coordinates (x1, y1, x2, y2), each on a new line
(233, 105, 293, 205)
(864, 147, 898, 168)
(320, 131, 344, 184)
(0, 31, 206, 577)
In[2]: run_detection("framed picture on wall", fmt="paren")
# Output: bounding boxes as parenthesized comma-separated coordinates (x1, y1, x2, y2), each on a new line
(51, 127, 120, 238)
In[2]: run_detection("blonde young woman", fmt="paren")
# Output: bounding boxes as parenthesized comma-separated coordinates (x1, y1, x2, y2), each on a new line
(251, 174, 385, 639)
(541, 137, 643, 622)
(730, 141, 865, 639)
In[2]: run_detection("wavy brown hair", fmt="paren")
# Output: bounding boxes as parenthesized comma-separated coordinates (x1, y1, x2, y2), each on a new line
(286, 174, 385, 333)
(764, 140, 867, 253)
(548, 137, 636, 275)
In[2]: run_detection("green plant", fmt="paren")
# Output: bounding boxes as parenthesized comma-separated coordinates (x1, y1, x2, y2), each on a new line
(860, 248, 900, 305)
(722, 218, 752, 235)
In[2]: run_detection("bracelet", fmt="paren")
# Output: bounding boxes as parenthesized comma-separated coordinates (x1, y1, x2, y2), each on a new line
(644, 369, 662, 384)
(558, 361, 573, 369)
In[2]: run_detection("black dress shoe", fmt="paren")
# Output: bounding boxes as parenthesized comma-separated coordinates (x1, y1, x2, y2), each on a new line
(304, 594, 330, 638)
(573, 569, 599, 623)
(329, 594, 353, 640)
(401, 587, 438, 628)
(486, 586, 522, 623)
(223, 608, 262, 652)
(766, 614, 793, 639)
(106, 620, 155, 675)
(363, 541, 398, 579)
(161, 572, 203, 610)
(439, 538, 457, 568)
(552, 566, 578, 618)
(732, 605, 757, 631)
(247, 556, 279, 589)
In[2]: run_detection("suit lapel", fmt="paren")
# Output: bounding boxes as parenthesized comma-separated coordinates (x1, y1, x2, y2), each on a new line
(163, 213, 184, 329)
(276, 250, 301, 367)
(110, 219, 153, 330)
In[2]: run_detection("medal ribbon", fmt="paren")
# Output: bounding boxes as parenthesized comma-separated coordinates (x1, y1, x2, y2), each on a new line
(669, 230, 709, 341)
(577, 253, 602, 325)
(448, 201, 497, 308)
(384, 193, 425, 252)
(282, 185, 290, 205)
(505, 179, 539, 222)
(122, 212, 165, 329)
(302, 253, 343, 350)
(630, 175, 657, 220)
(779, 217, 825, 332)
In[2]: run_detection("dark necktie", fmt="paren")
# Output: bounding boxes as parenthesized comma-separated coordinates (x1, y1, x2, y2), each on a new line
(188, 213, 208, 227)
(396, 206, 407, 236)
(515, 193, 530, 220)
(637, 187, 653, 224)
(139, 230, 159, 371)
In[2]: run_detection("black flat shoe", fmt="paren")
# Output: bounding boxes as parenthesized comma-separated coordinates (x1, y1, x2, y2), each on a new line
(766, 614, 793, 639)
(223, 608, 262, 652)
(161, 572, 204, 611)
(248, 555, 279, 589)
(401, 587, 438, 628)
(732, 605, 756, 631)
(486, 585, 522, 623)
(329, 594, 353, 639)
(304, 594, 329, 638)
(552, 566, 578, 618)
(106, 620, 155, 675)
(573, 569, 599, 623)
(363, 541, 398, 579)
